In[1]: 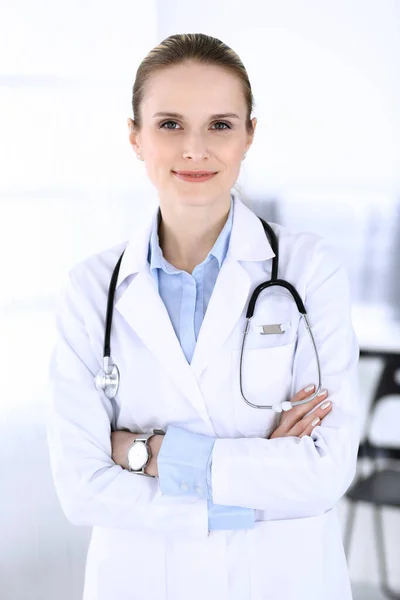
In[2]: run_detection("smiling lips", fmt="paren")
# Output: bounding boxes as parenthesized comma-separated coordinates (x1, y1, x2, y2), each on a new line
(172, 170, 218, 182)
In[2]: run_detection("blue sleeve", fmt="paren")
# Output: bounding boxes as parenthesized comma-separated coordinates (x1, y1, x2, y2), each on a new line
(157, 425, 214, 499)
(157, 426, 255, 530)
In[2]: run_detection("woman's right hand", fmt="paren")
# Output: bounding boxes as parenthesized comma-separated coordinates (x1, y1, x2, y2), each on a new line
(269, 385, 332, 439)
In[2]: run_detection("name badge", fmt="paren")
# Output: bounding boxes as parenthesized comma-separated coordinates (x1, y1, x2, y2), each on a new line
(254, 321, 291, 335)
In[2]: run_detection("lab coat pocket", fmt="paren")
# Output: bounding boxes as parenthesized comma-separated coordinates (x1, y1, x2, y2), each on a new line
(231, 341, 296, 437)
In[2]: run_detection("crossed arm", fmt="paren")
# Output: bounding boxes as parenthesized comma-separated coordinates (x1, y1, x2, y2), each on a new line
(110, 381, 333, 484)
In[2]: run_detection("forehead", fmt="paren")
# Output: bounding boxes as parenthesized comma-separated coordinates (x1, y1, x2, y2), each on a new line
(142, 62, 246, 117)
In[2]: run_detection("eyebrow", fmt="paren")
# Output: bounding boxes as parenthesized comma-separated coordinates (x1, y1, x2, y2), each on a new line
(152, 112, 240, 120)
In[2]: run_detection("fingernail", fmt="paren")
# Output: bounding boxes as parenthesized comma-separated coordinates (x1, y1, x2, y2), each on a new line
(321, 400, 331, 410)
(317, 388, 327, 397)
(304, 384, 315, 393)
(311, 417, 320, 427)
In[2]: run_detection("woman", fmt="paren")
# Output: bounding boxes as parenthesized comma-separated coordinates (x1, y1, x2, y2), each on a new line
(47, 33, 361, 600)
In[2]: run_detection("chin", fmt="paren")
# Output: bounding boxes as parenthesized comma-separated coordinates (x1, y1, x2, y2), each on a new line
(176, 195, 215, 208)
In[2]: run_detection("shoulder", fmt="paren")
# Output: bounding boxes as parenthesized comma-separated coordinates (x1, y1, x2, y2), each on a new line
(63, 241, 128, 310)
(266, 220, 347, 291)
(267, 220, 326, 257)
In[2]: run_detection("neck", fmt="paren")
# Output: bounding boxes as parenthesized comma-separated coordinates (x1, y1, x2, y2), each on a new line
(158, 195, 231, 273)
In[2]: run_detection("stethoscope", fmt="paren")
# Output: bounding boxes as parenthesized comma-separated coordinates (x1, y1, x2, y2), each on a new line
(94, 216, 323, 413)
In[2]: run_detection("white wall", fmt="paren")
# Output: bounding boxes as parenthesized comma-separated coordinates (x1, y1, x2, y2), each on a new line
(0, 0, 159, 309)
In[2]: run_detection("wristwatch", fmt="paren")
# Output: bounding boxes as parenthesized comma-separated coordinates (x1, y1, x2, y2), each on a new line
(127, 429, 165, 478)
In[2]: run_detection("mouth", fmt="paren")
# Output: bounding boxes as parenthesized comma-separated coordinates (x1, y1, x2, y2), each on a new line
(172, 170, 218, 182)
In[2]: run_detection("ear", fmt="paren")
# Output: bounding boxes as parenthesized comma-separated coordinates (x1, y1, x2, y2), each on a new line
(127, 118, 140, 153)
(245, 117, 257, 154)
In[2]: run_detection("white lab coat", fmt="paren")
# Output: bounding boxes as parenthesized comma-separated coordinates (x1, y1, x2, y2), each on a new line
(47, 195, 361, 600)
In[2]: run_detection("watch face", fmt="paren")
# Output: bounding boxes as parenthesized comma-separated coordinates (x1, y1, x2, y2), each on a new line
(128, 442, 148, 470)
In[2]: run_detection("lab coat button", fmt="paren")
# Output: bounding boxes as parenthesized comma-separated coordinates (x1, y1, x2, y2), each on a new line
(195, 485, 203, 495)
(180, 482, 189, 491)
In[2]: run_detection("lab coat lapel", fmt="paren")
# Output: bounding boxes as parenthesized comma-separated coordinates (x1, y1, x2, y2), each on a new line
(115, 269, 216, 430)
(189, 197, 276, 378)
(114, 196, 275, 430)
(189, 258, 250, 378)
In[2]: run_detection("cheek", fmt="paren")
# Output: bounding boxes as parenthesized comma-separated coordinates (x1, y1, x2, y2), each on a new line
(222, 143, 246, 165)
(143, 140, 172, 179)
(143, 131, 170, 158)
(226, 147, 245, 176)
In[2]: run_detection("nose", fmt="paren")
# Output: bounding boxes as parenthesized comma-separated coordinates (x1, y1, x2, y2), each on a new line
(181, 133, 210, 161)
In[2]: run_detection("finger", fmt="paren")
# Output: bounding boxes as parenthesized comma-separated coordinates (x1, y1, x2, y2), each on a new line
(281, 387, 328, 430)
(295, 402, 332, 438)
(298, 416, 321, 438)
(270, 387, 328, 437)
(275, 385, 316, 429)
(292, 385, 328, 410)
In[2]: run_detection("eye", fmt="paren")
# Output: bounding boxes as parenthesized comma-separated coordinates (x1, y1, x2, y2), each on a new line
(159, 120, 180, 130)
(212, 121, 231, 130)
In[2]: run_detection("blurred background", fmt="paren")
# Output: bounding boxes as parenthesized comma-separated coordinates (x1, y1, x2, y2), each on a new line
(1, 0, 399, 598)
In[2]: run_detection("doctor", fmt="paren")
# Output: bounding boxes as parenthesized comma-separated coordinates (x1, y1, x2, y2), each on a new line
(47, 32, 361, 600)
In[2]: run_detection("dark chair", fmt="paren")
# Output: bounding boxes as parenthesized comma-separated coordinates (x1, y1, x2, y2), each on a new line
(344, 354, 400, 600)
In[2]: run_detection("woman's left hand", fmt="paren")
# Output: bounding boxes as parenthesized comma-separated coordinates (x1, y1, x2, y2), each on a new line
(111, 430, 164, 477)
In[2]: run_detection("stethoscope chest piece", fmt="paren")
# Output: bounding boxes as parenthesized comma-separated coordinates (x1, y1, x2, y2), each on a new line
(94, 356, 120, 399)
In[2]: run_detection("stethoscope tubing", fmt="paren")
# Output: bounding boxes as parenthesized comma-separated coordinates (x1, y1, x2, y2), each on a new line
(94, 215, 323, 413)
(238, 219, 322, 412)
(239, 313, 322, 412)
